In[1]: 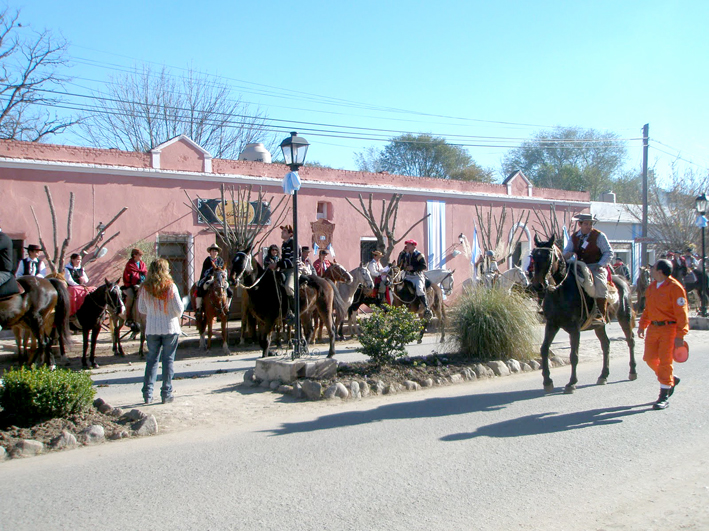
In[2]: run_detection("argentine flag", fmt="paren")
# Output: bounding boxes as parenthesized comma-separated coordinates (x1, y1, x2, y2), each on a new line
(562, 225, 570, 249)
(470, 226, 481, 281)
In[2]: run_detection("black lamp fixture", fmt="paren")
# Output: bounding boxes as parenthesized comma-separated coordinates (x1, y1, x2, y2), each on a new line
(280, 131, 309, 358)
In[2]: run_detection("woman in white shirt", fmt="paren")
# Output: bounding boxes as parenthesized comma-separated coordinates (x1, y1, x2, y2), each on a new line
(138, 259, 184, 404)
(64, 253, 89, 286)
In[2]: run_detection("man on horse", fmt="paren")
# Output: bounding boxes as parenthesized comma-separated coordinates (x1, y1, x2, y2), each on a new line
(563, 213, 614, 327)
(613, 257, 631, 282)
(396, 239, 431, 317)
(15, 244, 47, 278)
(313, 248, 332, 276)
(195, 244, 233, 319)
(298, 246, 316, 276)
(278, 225, 297, 325)
(367, 250, 390, 302)
(123, 248, 147, 328)
(0, 224, 21, 313)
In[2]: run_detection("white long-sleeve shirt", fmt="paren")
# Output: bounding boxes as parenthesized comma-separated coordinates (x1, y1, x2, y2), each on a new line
(64, 264, 89, 286)
(138, 283, 184, 336)
(16, 257, 47, 278)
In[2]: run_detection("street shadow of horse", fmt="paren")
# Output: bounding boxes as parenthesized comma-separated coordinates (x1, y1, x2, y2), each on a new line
(441, 403, 651, 442)
(264, 388, 547, 437)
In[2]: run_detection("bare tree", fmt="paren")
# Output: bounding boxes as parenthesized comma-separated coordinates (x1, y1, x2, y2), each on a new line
(80, 64, 277, 158)
(473, 205, 530, 263)
(184, 184, 290, 254)
(531, 204, 573, 245)
(30, 185, 127, 272)
(345, 193, 430, 265)
(0, 8, 76, 141)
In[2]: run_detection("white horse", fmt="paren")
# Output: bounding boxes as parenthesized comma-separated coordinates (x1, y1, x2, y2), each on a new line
(338, 264, 375, 338)
(424, 268, 455, 296)
(461, 266, 529, 294)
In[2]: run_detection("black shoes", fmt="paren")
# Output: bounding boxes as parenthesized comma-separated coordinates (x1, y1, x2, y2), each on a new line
(653, 388, 671, 410)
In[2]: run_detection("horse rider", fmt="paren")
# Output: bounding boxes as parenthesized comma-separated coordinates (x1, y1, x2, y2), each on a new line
(613, 257, 631, 282)
(298, 246, 316, 276)
(683, 247, 698, 270)
(367, 250, 390, 302)
(396, 239, 431, 317)
(313, 248, 332, 276)
(562, 213, 614, 327)
(475, 249, 499, 277)
(65, 253, 89, 286)
(264, 244, 280, 269)
(278, 225, 297, 325)
(15, 244, 47, 278)
(195, 244, 233, 318)
(123, 248, 147, 328)
(637, 259, 689, 410)
(0, 223, 21, 325)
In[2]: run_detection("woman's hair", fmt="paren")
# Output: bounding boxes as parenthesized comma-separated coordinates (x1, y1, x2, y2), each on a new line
(70, 253, 80, 260)
(143, 258, 174, 299)
(268, 244, 279, 253)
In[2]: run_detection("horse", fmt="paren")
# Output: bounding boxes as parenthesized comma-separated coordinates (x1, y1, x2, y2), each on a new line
(337, 264, 375, 338)
(108, 289, 147, 358)
(0, 276, 71, 367)
(424, 268, 455, 296)
(75, 279, 126, 369)
(531, 235, 637, 394)
(231, 251, 291, 358)
(389, 267, 447, 343)
(683, 268, 709, 311)
(495, 266, 530, 293)
(634, 265, 652, 313)
(190, 266, 230, 354)
(298, 275, 341, 357)
(317, 263, 354, 340)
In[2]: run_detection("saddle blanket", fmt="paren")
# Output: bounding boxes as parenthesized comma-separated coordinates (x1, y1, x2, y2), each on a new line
(69, 285, 95, 316)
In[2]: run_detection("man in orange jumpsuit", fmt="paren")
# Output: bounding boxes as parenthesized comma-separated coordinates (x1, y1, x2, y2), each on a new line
(638, 259, 689, 410)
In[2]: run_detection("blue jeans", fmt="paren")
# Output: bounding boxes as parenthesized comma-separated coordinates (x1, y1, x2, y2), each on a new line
(142, 334, 179, 401)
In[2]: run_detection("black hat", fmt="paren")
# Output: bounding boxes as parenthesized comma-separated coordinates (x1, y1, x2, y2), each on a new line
(26, 244, 42, 252)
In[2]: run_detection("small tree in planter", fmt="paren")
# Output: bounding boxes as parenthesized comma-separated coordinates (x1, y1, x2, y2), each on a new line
(357, 305, 424, 366)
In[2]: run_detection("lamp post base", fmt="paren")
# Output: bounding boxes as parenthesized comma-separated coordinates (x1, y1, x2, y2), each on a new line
(291, 337, 308, 360)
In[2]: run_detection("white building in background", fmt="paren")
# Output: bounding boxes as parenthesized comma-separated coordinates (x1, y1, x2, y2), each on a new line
(591, 192, 654, 284)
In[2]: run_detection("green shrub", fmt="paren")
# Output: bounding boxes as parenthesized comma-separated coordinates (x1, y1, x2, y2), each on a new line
(450, 287, 538, 361)
(0, 367, 96, 425)
(357, 304, 424, 366)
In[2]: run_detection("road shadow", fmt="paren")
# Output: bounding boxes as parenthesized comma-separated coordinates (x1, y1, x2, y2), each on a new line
(263, 387, 545, 436)
(441, 403, 651, 442)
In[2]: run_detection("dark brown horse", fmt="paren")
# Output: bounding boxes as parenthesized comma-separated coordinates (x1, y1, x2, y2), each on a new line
(389, 266, 447, 343)
(531, 235, 637, 394)
(190, 266, 230, 354)
(298, 275, 339, 357)
(76, 279, 126, 368)
(316, 263, 353, 340)
(0, 276, 71, 367)
(109, 289, 146, 358)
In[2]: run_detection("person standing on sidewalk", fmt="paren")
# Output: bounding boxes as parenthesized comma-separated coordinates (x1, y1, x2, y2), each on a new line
(637, 259, 689, 410)
(139, 259, 184, 405)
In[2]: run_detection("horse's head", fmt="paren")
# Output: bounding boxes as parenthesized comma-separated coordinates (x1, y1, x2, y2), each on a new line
(230, 251, 254, 285)
(353, 264, 375, 290)
(329, 263, 353, 284)
(104, 278, 126, 319)
(530, 245, 555, 291)
(212, 267, 229, 297)
(440, 270, 455, 296)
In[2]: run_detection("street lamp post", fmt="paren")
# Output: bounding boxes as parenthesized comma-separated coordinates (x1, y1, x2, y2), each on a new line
(280, 132, 309, 359)
(696, 193, 708, 317)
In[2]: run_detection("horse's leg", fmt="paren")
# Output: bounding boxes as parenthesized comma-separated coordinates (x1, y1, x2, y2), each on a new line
(564, 328, 581, 394)
(206, 313, 213, 351)
(81, 326, 90, 368)
(540, 322, 560, 392)
(259, 319, 274, 357)
(221, 314, 230, 355)
(89, 326, 101, 368)
(139, 330, 146, 358)
(591, 324, 612, 385)
(617, 307, 638, 381)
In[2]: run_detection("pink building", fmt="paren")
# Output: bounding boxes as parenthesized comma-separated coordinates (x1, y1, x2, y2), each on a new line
(0, 136, 589, 299)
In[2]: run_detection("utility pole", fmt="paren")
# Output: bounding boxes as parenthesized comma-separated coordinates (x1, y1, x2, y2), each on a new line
(641, 123, 649, 266)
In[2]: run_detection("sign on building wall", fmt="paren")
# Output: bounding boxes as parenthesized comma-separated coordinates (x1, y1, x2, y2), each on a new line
(196, 200, 271, 226)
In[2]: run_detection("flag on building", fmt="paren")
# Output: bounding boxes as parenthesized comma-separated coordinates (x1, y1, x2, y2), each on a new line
(470, 226, 481, 281)
(563, 225, 570, 249)
(327, 243, 335, 258)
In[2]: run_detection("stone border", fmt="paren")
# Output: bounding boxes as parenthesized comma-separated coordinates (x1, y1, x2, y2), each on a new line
(241, 355, 567, 401)
(0, 398, 159, 462)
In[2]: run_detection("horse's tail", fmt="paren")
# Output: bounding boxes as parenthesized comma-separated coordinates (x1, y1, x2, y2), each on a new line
(331, 280, 348, 316)
(48, 277, 72, 348)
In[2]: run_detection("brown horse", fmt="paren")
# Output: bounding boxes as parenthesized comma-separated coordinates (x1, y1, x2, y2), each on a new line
(191, 266, 230, 354)
(109, 288, 147, 358)
(389, 267, 447, 343)
(299, 275, 339, 357)
(634, 265, 651, 313)
(316, 263, 353, 341)
(0, 276, 71, 367)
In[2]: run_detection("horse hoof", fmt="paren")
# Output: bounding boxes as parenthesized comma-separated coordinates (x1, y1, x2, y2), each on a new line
(91, 362, 99, 369)
(417, 339, 422, 344)
(596, 378, 607, 385)
(629, 372, 638, 381)
(81, 360, 88, 368)
(543, 383, 554, 393)
(563, 385, 576, 394)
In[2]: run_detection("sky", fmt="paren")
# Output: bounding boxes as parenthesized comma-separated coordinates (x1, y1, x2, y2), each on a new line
(13, 0, 709, 183)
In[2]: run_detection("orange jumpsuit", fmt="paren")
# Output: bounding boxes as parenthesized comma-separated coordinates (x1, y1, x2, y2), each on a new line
(638, 276, 689, 387)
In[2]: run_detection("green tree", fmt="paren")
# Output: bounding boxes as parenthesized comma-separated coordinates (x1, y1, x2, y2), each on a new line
(355, 134, 494, 182)
(502, 127, 627, 200)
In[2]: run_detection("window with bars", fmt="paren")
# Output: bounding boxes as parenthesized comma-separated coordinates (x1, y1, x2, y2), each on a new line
(156, 234, 193, 298)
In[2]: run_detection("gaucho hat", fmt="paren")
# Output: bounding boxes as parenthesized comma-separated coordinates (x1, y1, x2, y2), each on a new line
(571, 213, 597, 223)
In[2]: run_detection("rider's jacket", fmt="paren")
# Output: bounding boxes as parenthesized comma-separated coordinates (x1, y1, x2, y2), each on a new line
(279, 238, 295, 270)
(64, 264, 89, 286)
(567, 228, 612, 267)
(200, 256, 224, 281)
(396, 249, 427, 273)
(123, 259, 147, 287)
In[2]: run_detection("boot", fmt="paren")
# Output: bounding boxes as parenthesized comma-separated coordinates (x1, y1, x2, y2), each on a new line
(419, 295, 432, 319)
(285, 295, 296, 326)
(653, 387, 671, 410)
(589, 298, 607, 327)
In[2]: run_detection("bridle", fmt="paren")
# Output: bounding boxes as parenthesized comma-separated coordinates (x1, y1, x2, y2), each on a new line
(88, 284, 125, 316)
(532, 246, 566, 291)
(231, 252, 268, 290)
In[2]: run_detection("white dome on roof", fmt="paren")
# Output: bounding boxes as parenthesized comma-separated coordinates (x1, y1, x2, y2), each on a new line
(239, 143, 271, 163)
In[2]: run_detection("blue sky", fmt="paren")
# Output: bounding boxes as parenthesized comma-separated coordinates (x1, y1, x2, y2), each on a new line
(15, 0, 709, 182)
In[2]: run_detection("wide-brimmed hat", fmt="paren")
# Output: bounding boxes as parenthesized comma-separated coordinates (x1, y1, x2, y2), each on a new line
(404, 239, 418, 246)
(572, 213, 597, 223)
(372, 250, 383, 257)
(207, 244, 221, 252)
(26, 244, 42, 252)
(280, 224, 293, 234)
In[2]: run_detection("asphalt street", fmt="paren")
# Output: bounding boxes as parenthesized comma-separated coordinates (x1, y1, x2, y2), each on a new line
(1, 324, 708, 530)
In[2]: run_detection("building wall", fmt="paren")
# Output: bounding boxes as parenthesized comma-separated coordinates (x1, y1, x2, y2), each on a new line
(0, 137, 591, 299)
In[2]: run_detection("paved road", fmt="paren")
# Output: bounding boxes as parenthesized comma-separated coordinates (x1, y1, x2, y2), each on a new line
(1, 325, 708, 530)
